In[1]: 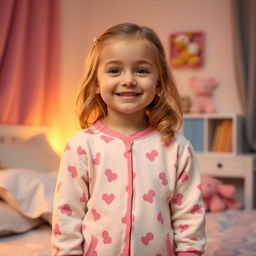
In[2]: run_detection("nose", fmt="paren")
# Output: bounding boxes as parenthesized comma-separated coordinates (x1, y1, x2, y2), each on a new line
(122, 72, 136, 87)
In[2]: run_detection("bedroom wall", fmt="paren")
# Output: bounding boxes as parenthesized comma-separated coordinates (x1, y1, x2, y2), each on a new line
(57, 0, 242, 152)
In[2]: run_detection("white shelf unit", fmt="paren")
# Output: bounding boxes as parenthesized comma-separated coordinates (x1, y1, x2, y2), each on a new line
(182, 113, 243, 155)
(182, 113, 256, 209)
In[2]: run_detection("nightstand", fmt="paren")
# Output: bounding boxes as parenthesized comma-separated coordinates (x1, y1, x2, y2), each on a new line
(197, 154, 256, 209)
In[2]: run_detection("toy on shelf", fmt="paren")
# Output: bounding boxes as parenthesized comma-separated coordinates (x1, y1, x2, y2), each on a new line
(181, 96, 191, 113)
(189, 77, 218, 113)
(170, 31, 204, 68)
(201, 175, 242, 212)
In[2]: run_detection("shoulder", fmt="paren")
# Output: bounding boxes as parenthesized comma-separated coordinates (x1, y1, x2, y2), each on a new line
(173, 130, 191, 146)
(172, 130, 195, 156)
(66, 126, 100, 148)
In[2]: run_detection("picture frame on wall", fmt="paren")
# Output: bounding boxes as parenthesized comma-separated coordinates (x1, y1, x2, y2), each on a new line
(170, 31, 205, 68)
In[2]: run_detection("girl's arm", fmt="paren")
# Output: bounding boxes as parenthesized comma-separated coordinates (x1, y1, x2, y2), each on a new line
(51, 142, 89, 256)
(171, 141, 206, 256)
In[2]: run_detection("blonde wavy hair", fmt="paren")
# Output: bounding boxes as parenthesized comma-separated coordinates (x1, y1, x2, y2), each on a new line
(76, 23, 182, 141)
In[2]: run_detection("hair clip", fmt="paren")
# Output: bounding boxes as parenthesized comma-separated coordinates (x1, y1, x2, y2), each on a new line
(93, 37, 98, 46)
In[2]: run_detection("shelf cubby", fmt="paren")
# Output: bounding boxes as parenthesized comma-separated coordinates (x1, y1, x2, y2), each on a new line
(182, 113, 243, 155)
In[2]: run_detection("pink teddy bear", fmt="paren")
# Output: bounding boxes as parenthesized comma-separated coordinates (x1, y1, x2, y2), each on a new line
(189, 77, 218, 113)
(201, 175, 242, 212)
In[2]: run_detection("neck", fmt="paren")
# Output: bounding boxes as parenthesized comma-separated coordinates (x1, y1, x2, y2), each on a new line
(102, 112, 149, 136)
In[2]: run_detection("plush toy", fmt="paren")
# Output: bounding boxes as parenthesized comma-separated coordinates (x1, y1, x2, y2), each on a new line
(171, 34, 201, 67)
(201, 175, 242, 212)
(181, 96, 191, 113)
(189, 77, 218, 113)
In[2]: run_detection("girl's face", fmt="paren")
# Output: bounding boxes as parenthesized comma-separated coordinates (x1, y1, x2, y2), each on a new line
(96, 37, 159, 121)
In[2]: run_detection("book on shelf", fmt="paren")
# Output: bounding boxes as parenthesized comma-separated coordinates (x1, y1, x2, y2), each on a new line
(211, 120, 232, 152)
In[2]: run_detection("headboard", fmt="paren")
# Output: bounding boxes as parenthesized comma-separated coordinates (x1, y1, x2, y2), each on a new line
(0, 124, 59, 171)
(0, 124, 48, 143)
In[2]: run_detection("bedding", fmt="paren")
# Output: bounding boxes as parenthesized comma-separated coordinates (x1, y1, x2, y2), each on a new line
(0, 224, 52, 256)
(0, 133, 59, 172)
(0, 209, 255, 256)
(0, 200, 43, 236)
(0, 168, 57, 225)
(204, 210, 256, 256)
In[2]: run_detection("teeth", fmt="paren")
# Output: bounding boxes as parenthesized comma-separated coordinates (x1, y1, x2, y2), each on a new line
(117, 93, 140, 96)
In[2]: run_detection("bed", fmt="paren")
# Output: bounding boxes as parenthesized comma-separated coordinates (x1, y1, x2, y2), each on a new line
(0, 125, 255, 256)
(0, 124, 58, 256)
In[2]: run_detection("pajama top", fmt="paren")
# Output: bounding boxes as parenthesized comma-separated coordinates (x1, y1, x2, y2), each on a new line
(51, 121, 206, 256)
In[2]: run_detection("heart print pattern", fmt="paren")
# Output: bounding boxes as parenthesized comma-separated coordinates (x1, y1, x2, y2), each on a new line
(102, 231, 112, 244)
(105, 169, 117, 182)
(141, 232, 154, 245)
(146, 150, 158, 161)
(102, 193, 115, 205)
(143, 189, 155, 203)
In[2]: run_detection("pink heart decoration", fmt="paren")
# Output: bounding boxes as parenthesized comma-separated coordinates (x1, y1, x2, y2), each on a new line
(105, 169, 117, 182)
(159, 172, 168, 185)
(61, 204, 72, 216)
(68, 166, 77, 178)
(141, 232, 154, 245)
(191, 204, 203, 214)
(143, 189, 155, 203)
(64, 144, 71, 152)
(92, 208, 101, 221)
(173, 193, 184, 206)
(197, 184, 202, 191)
(146, 150, 158, 161)
(121, 214, 135, 224)
(53, 224, 61, 235)
(102, 231, 112, 244)
(179, 170, 189, 183)
(157, 212, 164, 225)
(101, 135, 113, 143)
(179, 224, 189, 233)
(102, 193, 115, 205)
(81, 224, 86, 231)
(84, 129, 93, 134)
(77, 146, 86, 155)
(164, 140, 172, 147)
(80, 192, 87, 203)
(93, 152, 101, 165)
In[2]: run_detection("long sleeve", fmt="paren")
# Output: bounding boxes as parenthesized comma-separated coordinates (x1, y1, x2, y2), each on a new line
(171, 141, 206, 256)
(51, 142, 89, 256)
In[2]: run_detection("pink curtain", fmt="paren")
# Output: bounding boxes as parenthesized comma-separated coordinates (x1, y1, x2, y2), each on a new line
(0, 0, 60, 125)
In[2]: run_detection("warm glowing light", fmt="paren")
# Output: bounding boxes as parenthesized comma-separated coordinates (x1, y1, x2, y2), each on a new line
(46, 124, 81, 155)
(47, 127, 63, 155)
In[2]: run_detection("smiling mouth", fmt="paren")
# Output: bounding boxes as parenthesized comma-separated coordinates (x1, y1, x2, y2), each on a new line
(115, 92, 142, 96)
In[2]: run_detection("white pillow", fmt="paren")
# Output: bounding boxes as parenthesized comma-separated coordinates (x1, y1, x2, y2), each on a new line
(0, 168, 57, 224)
(0, 200, 43, 236)
(0, 133, 59, 172)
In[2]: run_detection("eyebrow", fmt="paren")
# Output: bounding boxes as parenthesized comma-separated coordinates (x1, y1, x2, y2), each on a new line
(104, 60, 153, 67)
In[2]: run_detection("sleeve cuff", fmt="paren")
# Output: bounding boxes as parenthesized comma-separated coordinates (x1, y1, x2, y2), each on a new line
(177, 252, 202, 256)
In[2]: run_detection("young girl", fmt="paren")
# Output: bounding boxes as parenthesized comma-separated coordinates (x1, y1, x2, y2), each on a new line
(51, 23, 206, 256)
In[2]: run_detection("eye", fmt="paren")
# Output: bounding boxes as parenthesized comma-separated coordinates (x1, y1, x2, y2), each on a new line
(107, 68, 120, 74)
(136, 68, 150, 74)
